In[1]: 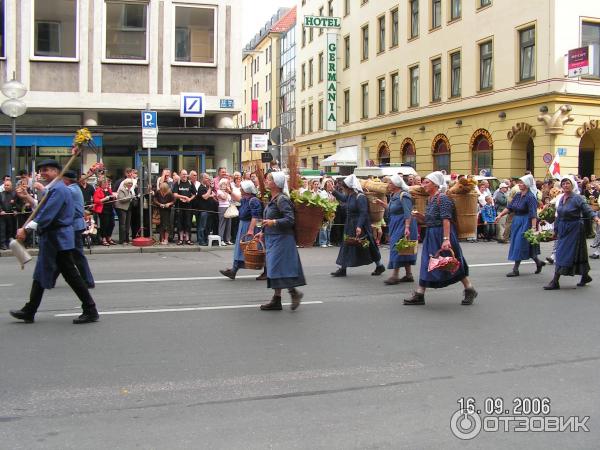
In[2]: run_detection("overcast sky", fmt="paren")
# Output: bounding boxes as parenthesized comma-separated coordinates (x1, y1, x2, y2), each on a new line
(241, 0, 298, 45)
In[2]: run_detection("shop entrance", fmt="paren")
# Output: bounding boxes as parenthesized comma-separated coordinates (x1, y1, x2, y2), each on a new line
(579, 129, 600, 178)
(135, 150, 206, 186)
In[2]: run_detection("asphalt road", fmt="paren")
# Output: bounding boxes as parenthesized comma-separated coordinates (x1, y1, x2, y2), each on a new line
(0, 241, 598, 449)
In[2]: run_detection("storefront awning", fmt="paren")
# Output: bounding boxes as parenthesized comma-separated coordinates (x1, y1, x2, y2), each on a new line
(320, 146, 358, 167)
(0, 135, 103, 147)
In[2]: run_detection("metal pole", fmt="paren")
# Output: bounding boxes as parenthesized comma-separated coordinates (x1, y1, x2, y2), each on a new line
(10, 117, 16, 184)
(139, 151, 144, 236)
(147, 146, 152, 238)
(279, 127, 283, 168)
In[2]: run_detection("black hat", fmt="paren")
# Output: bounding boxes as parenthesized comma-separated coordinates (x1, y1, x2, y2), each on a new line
(63, 170, 78, 181)
(36, 159, 62, 171)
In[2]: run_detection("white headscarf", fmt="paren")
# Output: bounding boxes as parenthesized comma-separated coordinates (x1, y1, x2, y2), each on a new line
(560, 175, 580, 194)
(425, 171, 447, 193)
(241, 180, 258, 195)
(519, 174, 538, 196)
(343, 174, 363, 192)
(271, 172, 289, 196)
(390, 174, 409, 192)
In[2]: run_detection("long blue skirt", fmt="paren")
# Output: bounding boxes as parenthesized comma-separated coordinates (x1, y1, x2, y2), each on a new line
(233, 219, 255, 269)
(265, 233, 306, 289)
(508, 215, 540, 261)
(387, 214, 418, 269)
(555, 220, 590, 276)
(418, 226, 469, 289)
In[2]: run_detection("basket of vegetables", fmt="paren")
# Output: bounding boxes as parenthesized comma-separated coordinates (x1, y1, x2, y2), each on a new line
(291, 191, 338, 248)
(524, 229, 554, 245)
(538, 206, 556, 224)
(394, 237, 418, 255)
(343, 234, 370, 248)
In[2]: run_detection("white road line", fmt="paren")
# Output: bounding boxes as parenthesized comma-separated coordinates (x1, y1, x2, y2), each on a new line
(0, 283, 14, 287)
(95, 275, 258, 284)
(470, 261, 533, 268)
(54, 301, 323, 317)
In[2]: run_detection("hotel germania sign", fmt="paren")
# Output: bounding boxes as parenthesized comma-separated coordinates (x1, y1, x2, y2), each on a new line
(326, 33, 337, 131)
(303, 16, 341, 28)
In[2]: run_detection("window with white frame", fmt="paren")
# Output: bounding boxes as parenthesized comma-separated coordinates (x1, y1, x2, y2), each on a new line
(34, 0, 77, 58)
(344, 35, 350, 69)
(480, 0, 491, 7)
(409, 65, 419, 107)
(431, 58, 441, 101)
(582, 22, 600, 77)
(391, 8, 399, 47)
(391, 72, 399, 112)
(301, 107, 306, 134)
(410, 0, 419, 39)
(308, 104, 314, 133)
(362, 25, 369, 60)
(301, 62, 306, 90)
(344, 0, 350, 16)
(378, 78, 386, 115)
(344, 89, 350, 123)
(308, 58, 313, 87)
(479, 40, 493, 90)
(328, 0, 333, 17)
(318, 7, 324, 35)
(519, 26, 535, 81)
(174, 5, 215, 64)
(450, 51, 461, 97)
(1, 0, 6, 58)
(361, 82, 369, 119)
(378, 15, 385, 53)
(318, 52, 324, 82)
(105, 1, 148, 61)
(318, 100, 323, 130)
(450, 0, 461, 20)
(431, 0, 441, 29)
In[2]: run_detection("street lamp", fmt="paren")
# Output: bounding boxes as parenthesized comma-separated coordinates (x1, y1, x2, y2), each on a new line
(1, 78, 27, 183)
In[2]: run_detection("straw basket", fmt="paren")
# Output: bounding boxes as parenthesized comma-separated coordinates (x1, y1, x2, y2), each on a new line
(294, 203, 324, 247)
(447, 191, 479, 239)
(412, 191, 429, 215)
(365, 191, 386, 224)
(239, 234, 253, 252)
(360, 179, 388, 194)
(395, 240, 419, 255)
(243, 237, 265, 270)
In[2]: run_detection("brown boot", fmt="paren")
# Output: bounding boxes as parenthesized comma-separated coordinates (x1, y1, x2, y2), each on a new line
(260, 296, 282, 311)
(219, 269, 236, 280)
(403, 292, 425, 305)
(289, 289, 303, 311)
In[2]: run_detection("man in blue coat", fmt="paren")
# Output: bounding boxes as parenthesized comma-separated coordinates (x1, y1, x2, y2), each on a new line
(10, 160, 99, 324)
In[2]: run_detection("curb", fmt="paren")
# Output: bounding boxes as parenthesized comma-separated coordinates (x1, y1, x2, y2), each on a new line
(0, 244, 231, 258)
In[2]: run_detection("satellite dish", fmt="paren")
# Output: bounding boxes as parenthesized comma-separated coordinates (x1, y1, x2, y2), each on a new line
(270, 126, 291, 145)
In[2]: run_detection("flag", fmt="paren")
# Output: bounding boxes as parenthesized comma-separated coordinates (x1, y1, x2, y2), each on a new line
(549, 154, 561, 178)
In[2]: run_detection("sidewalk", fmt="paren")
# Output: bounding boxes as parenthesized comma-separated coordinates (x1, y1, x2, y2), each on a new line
(0, 242, 231, 258)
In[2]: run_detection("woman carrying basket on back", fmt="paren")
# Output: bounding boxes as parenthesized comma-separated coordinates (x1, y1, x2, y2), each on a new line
(219, 180, 264, 280)
(404, 171, 477, 306)
(374, 174, 418, 285)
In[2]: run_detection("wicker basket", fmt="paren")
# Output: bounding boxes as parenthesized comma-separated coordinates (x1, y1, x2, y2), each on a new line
(447, 191, 479, 240)
(360, 179, 388, 194)
(395, 240, 419, 255)
(365, 191, 386, 224)
(294, 203, 324, 247)
(243, 237, 265, 270)
(412, 191, 429, 215)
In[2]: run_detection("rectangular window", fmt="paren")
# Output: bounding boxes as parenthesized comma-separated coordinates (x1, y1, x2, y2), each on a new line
(328, 0, 334, 16)
(582, 22, 600, 77)
(318, 7, 324, 35)
(312, 156, 319, 170)
(432, 0, 441, 29)
(34, 0, 77, 58)
(361, 25, 369, 60)
(480, 0, 491, 7)
(344, 0, 350, 16)
(301, 63, 306, 90)
(301, 107, 306, 134)
(391, 8, 399, 47)
(450, 51, 461, 97)
(308, 104, 314, 132)
(105, 1, 148, 61)
(344, 35, 350, 69)
(410, 65, 419, 107)
(318, 100, 324, 130)
(450, 0, 461, 20)
(479, 40, 493, 90)
(378, 78, 386, 115)
(410, 0, 419, 39)
(344, 89, 350, 123)
(361, 83, 369, 119)
(391, 72, 399, 112)
(378, 16, 385, 53)
(309, 27, 313, 42)
(431, 58, 441, 102)
(519, 26, 535, 81)
(308, 58, 314, 87)
(175, 6, 216, 65)
(301, 158, 307, 168)
(0, 0, 4, 57)
(318, 52, 324, 82)
(302, 26, 306, 47)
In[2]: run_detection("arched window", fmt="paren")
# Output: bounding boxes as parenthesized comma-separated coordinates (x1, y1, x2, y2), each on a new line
(471, 129, 493, 175)
(401, 138, 416, 168)
(432, 134, 450, 173)
(377, 141, 391, 166)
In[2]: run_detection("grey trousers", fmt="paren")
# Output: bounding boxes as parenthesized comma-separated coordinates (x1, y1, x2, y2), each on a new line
(218, 206, 231, 242)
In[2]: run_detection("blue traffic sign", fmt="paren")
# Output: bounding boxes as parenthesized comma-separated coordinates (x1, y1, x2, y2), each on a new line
(141, 111, 157, 129)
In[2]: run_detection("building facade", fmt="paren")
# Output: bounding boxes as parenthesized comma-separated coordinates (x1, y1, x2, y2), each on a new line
(0, 0, 249, 181)
(240, 6, 296, 171)
(295, 0, 600, 179)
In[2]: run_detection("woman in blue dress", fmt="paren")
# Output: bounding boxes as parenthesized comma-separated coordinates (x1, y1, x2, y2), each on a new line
(330, 174, 386, 277)
(495, 174, 545, 276)
(374, 174, 418, 284)
(544, 176, 600, 290)
(404, 171, 477, 306)
(258, 172, 305, 311)
(219, 180, 263, 280)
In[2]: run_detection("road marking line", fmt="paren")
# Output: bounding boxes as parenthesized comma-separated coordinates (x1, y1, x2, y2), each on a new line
(95, 275, 258, 284)
(54, 301, 324, 317)
(0, 283, 14, 287)
(470, 261, 533, 268)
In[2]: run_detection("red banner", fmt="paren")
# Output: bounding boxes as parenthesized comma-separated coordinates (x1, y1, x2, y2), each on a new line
(251, 99, 258, 123)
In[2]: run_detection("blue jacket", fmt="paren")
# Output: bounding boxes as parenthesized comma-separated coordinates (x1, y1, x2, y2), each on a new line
(67, 182, 86, 232)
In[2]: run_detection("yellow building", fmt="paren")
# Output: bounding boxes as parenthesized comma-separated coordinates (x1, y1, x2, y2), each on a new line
(295, 0, 600, 179)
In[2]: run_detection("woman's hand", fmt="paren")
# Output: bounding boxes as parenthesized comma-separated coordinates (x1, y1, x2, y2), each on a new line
(374, 198, 387, 206)
(441, 239, 452, 251)
(411, 210, 424, 221)
(404, 227, 411, 238)
(263, 219, 276, 227)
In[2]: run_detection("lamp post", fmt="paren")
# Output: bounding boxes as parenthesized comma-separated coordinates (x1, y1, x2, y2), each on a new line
(1, 78, 28, 184)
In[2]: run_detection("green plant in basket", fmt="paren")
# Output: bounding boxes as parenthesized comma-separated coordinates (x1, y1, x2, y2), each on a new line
(394, 237, 417, 253)
(524, 229, 553, 245)
(538, 206, 556, 224)
(343, 234, 370, 248)
(291, 190, 339, 222)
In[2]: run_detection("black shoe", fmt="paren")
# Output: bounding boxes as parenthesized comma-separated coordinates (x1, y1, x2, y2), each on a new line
(0, 245, 7, 251)
(577, 275, 592, 287)
(256, 273, 268, 281)
(371, 265, 386, 276)
(260, 296, 282, 311)
(506, 270, 520, 277)
(72, 312, 99, 324)
(87, 283, 95, 289)
(403, 292, 425, 305)
(330, 268, 347, 277)
(546, 256, 555, 265)
(590, 254, 600, 260)
(543, 281, 560, 290)
(219, 269, 236, 280)
(10, 309, 35, 323)
(290, 289, 303, 311)
(462, 287, 478, 305)
(535, 261, 546, 274)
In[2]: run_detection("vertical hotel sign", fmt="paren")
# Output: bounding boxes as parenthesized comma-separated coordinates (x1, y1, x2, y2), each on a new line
(326, 33, 337, 131)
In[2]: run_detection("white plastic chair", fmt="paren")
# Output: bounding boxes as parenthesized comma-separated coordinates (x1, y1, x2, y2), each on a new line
(207, 234, 222, 247)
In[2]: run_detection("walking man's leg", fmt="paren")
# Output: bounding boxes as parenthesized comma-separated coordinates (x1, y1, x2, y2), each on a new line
(56, 250, 99, 323)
